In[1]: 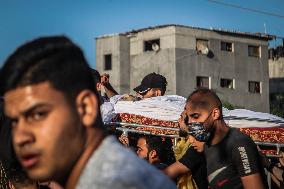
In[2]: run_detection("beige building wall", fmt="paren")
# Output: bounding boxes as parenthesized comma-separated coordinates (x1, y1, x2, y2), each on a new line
(96, 35, 130, 94)
(96, 25, 271, 112)
(269, 58, 284, 94)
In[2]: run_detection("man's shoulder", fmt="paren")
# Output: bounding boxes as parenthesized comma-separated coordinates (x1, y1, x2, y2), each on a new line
(76, 136, 177, 189)
(228, 128, 255, 145)
(206, 128, 255, 153)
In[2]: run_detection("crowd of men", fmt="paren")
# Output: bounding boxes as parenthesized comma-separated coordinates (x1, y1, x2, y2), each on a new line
(0, 36, 283, 189)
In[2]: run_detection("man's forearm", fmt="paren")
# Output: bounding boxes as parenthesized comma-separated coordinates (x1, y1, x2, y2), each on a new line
(103, 83, 118, 98)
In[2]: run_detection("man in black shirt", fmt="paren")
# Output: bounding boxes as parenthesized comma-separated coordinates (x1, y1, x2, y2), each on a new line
(164, 111, 208, 189)
(185, 88, 266, 189)
(164, 137, 208, 189)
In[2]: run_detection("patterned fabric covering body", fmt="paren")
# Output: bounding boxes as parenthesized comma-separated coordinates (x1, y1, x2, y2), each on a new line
(239, 127, 284, 143)
(115, 113, 284, 156)
(116, 113, 284, 142)
(239, 127, 284, 156)
(116, 113, 179, 135)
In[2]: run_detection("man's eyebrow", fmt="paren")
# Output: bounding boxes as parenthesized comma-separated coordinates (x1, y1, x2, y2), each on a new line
(21, 103, 52, 117)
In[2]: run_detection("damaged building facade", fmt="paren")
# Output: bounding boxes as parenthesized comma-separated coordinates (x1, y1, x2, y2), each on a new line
(96, 25, 273, 112)
(268, 44, 284, 116)
(269, 44, 284, 94)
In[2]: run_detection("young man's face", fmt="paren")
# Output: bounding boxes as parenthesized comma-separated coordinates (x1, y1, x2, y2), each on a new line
(185, 102, 213, 132)
(142, 88, 162, 98)
(4, 82, 86, 182)
(136, 138, 148, 160)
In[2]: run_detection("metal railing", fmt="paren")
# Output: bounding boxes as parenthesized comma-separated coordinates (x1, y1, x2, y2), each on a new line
(105, 121, 283, 156)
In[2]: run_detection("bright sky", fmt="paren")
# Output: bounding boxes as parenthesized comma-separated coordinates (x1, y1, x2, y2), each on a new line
(0, 0, 283, 68)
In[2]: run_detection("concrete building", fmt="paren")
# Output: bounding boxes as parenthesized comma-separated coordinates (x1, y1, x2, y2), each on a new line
(268, 45, 284, 117)
(96, 24, 273, 112)
(269, 45, 284, 94)
(269, 58, 284, 93)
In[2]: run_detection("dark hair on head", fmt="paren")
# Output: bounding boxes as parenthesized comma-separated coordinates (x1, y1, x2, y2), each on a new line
(0, 98, 26, 189)
(159, 88, 167, 96)
(91, 68, 101, 86)
(0, 36, 97, 102)
(0, 36, 104, 128)
(142, 136, 175, 165)
(0, 98, 12, 189)
(0, 98, 19, 171)
(155, 73, 167, 95)
(187, 88, 223, 117)
(146, 136, 165, 160)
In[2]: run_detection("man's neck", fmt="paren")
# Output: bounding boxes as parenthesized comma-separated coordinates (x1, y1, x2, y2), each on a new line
(210, 120, 230, 145)
(65, 128, 106, 189)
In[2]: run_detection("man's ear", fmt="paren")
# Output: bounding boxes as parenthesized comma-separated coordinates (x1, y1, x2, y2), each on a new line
(149, 150, 158, 159)
(155, 89, 162, 97)
(76, 90, 99, 128)
(212, 108, 221, 120)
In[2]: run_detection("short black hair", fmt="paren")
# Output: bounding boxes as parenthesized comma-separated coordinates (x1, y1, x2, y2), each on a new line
(142, 136, 175, 165)
(0, 98, 18, 171)
(146, 137, 165, 160)
(0, 36, 97, 102)
(0, 98, 26, 188)
(91, 68, 101, 86)
(0, 36, 104, 128)
(187, 88, 223, 117)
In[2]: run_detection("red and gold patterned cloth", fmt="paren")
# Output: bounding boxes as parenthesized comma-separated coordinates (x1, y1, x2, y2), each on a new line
(117, 113, 179, 128)
(114, 113, 283, 155)
(239, 127, 284, 156)
(114, 113, 179, 135)
(239, 127, 284, 144)
(115, 113, 284, 142)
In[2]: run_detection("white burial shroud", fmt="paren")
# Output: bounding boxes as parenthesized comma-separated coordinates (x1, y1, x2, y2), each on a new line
(101, 95, 284, 128)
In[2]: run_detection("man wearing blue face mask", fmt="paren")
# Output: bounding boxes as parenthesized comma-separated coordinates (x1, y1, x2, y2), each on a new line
(185, 88, 267, 189)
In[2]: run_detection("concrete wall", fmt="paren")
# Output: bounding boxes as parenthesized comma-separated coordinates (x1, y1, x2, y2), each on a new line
(119, 36, 130, 94)
(96, 35, 130, 94)
(175, 26, 270, 112)
(269, 58, 284, 93)
(269, 58, 284, 78)
(96, 25, 270, 112)
(129, 26, 176, 95)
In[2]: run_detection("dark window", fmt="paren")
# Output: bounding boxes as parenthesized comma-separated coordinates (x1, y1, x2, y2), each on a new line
(196, 39, 208, 54)
(220, 78, 234, 89)
(248, 81, 261, 93)
(104, 54, 112, 70)
(221, 42, 233, 52)
(248, 45, 260, 57)
(197, 76, 209, 88)
(144, 39, 160, 52)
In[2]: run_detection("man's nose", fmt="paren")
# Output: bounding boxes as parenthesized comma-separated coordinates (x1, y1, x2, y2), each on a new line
(13, 119, 35, 147)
